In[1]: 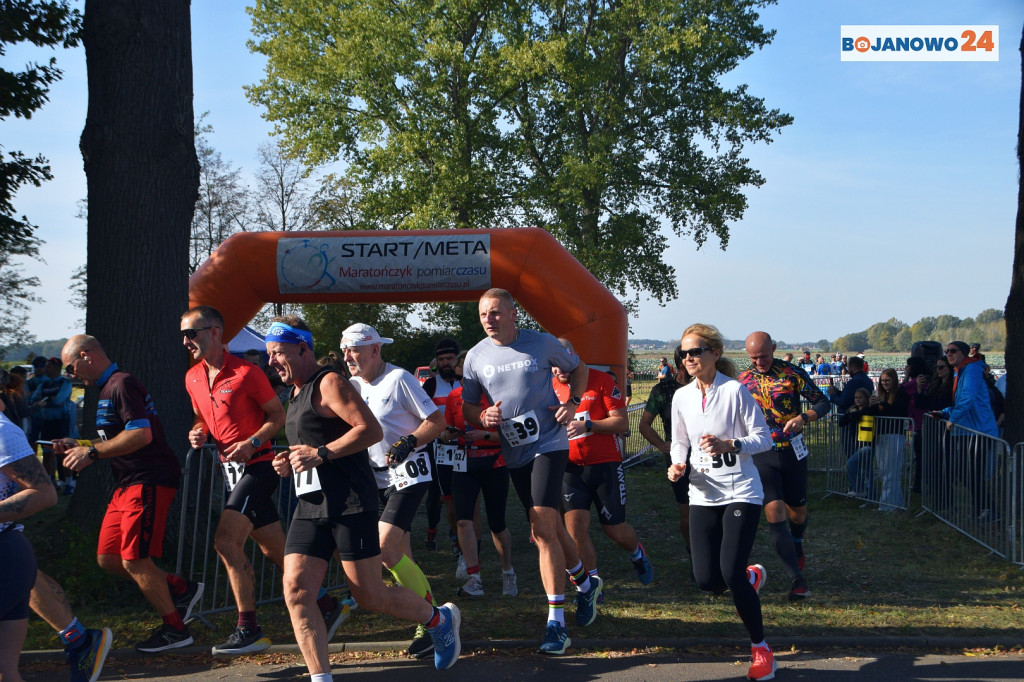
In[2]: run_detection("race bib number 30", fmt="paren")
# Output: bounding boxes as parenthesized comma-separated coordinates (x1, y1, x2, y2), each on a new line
(391, 452, 432, 490)
(222, 461, 246, 492)
(499, 410, 541, 447)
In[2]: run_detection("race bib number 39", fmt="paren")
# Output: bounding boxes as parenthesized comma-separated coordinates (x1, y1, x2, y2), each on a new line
(499, 410, 541, 447)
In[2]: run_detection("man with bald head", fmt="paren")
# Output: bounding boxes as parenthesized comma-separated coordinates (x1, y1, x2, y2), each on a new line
(738, 332, 831, 602)
(55, 335, 202, 653)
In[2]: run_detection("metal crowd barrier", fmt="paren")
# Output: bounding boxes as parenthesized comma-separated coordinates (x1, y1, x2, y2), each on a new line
(920, 415, 1017, 563)
(174, 444, 348, 626)
(622, 401, 662, 469)
(816, 414, 915, 511)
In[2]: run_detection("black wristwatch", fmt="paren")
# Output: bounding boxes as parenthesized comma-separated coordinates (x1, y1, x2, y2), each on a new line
(570, 396, 581, 406)
(732, 439, 742, 454)
(316, 446, 330, 465)
(249, 436, 262, 449)
(585, 419, 593, 433)
(87, 446, 100, 461)
(799, 413, 809, 424)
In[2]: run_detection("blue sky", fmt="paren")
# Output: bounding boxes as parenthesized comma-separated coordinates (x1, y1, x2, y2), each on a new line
(4, 1, 1023, 346)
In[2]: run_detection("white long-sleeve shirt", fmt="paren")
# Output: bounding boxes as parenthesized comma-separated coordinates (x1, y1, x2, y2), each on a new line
(670, 371, 773, 506)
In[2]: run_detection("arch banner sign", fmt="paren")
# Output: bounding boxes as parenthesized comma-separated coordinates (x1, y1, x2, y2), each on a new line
(278, 234, 491, 294)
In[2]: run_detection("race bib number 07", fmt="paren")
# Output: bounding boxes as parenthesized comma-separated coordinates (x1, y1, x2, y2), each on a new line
(499, 410, 540, 447)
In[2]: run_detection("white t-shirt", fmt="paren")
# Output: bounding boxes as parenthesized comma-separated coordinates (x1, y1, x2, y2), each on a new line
(0, 410, 35, 533)
(669, 372, 773, 506)
(350, 364, 438, 489)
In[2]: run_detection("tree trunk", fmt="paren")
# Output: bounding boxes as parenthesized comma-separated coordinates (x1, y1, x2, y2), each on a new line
(1005, 23, 1024, 448)
(72, 0, 198, 531)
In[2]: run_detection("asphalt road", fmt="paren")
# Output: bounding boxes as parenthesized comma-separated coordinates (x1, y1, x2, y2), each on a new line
(21, 647, 1024, 681)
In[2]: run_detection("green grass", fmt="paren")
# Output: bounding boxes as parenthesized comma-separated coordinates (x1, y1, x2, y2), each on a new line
(23, 466, 1024, 651)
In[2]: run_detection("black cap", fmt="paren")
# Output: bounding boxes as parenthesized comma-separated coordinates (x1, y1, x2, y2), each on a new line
(435, 338, 460, 357)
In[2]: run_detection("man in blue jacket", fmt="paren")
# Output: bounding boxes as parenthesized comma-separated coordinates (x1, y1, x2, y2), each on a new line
(827, 356, 874, 412)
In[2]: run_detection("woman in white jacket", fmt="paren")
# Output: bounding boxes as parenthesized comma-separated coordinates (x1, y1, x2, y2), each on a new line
(667, 323, 776, 681)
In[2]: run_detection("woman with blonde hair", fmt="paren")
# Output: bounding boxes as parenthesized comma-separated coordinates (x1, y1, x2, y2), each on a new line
(667, 323, 776, 680)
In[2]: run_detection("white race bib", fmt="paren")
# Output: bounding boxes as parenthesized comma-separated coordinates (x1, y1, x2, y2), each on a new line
(693, 447, 741, 474)
(390, 452, 433, 490)
(451, 446, 468, 473)
(569, 410, 591, 441)
(222, 461, 246, 492)
(437, 443, 459, 466)
(499, 410, 541, 447)
(293, 466, 322, 497)
(791, 433, 809, 461)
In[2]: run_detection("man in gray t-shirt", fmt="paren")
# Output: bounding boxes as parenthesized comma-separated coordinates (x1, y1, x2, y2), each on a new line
(461, 288, 601, 655)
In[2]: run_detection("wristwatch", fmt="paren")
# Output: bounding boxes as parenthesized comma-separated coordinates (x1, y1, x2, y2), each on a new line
(570, 396, 581, 406)
(316, 445, 330, 465)
(249, 436, 262, 450)
(87, 446, 99, 461)
(732, 439, 742, 454)
(585, 419, 593, 433)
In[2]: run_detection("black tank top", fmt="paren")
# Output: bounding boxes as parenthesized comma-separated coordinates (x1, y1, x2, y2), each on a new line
(286, 366, 377, 519)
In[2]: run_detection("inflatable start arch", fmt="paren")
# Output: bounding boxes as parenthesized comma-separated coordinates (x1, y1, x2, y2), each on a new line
(188, 228, 627, 382)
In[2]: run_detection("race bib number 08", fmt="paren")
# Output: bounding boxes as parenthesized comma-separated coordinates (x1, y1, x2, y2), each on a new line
(391, 452, 432, 490)
(499, 410, 540, 447)
(222, 461, 245, 492)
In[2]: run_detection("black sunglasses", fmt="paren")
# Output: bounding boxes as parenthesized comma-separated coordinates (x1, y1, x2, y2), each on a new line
(181, 326, 214, 340)
(944, 348, 960, 356)
(679, 346, 713, 358)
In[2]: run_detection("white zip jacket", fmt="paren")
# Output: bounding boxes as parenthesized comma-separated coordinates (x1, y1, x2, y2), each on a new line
(670, 371, 773, 506)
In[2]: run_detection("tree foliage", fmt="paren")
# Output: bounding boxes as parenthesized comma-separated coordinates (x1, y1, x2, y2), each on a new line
(832, 310, 1007, 353)
(246, 0, 791, 312)
(0, 0, 81, 356)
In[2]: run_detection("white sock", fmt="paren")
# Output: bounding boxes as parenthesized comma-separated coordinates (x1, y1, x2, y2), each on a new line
(310, 673, 333, 682)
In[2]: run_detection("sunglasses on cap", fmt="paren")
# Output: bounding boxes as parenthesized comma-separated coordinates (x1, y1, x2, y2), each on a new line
(679, 346, 713, 358)
(181, 326, 214, 340)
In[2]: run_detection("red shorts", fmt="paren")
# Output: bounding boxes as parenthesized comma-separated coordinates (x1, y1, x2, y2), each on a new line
(97, 484, 176, 560)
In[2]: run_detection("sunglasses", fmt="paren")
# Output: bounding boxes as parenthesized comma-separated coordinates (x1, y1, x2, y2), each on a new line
(679, 346, 713, 358)
(181, 326, 214, 340)
(944, 349, 960, 356)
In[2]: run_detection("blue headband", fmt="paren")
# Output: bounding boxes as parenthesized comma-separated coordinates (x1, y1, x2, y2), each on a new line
(265, 323, 314, 348)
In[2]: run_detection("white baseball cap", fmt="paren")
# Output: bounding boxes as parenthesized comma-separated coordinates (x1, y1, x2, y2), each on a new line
(340, 323, 394, 349)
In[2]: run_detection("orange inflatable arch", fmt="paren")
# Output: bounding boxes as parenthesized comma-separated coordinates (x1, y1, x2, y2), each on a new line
(188, 228, 627, 384)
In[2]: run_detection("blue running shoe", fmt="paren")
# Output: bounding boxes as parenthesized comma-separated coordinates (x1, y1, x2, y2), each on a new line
(575, 575, 602, 627)
(633, 543, 654, 585)
(67, 627, 112, 682)
(538, 621, 571, 655)
(428, 602, 461, 670)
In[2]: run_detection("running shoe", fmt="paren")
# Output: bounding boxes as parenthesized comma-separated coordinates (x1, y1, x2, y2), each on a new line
(67, 627, 112, 682)
(575, 575, 602, 627)
(427, 603, 461, 670)
(747, 643, 777, 680)
(341, 593, 359, 611)
(211, 626, 271, 655)
(538, 621, 571, 655)
(788, 577, 811, 602)
(408, 623, 434, 659)
(135, 624, 193, 653)
(747, 564, 766, 595)
(632, 543, 654, 585)
(501, 570, 518, 597)
(322, 599, 351, 640)
(173, 579, 204, 622)
(457, 574, 484, 597)
(455, 554, 468, 581)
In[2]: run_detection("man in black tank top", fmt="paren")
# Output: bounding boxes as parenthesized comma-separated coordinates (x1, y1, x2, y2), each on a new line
(264, 316, 462, 676)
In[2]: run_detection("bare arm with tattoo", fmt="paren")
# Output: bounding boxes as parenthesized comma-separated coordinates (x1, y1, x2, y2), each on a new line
(0, 454, 57, 522)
